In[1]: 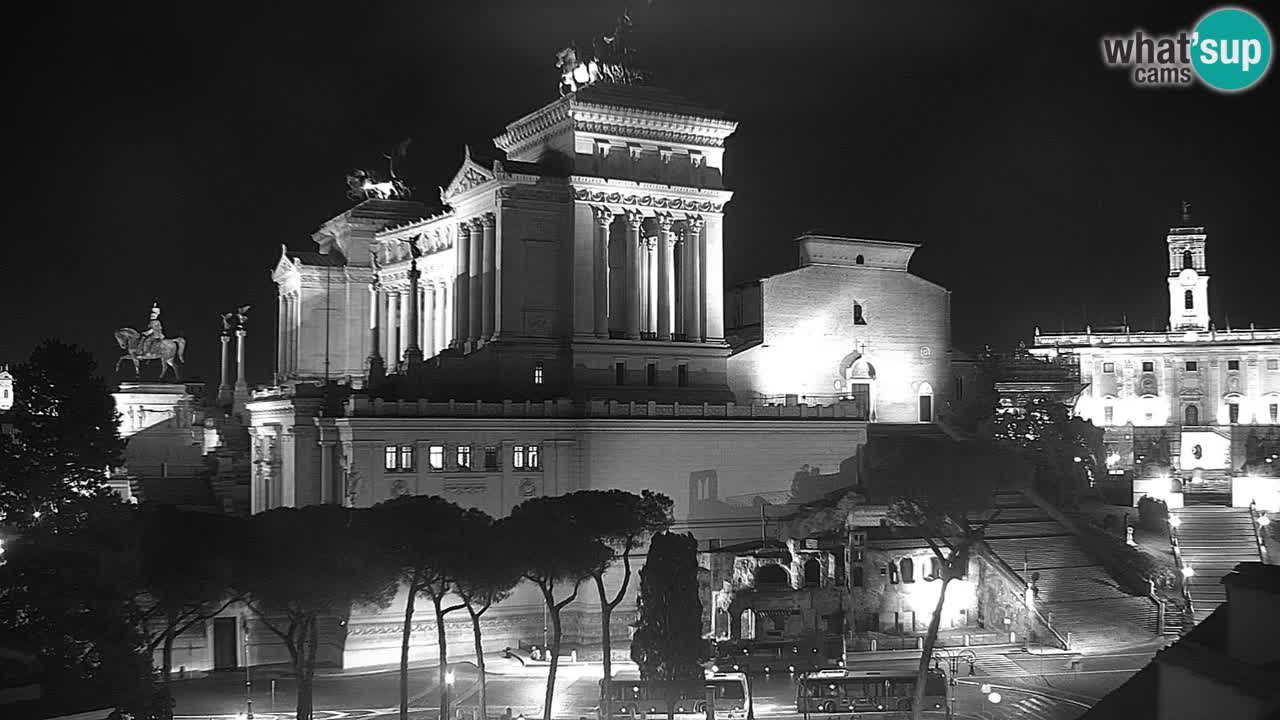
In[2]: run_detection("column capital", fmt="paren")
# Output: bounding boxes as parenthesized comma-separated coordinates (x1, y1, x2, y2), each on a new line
(235, 329, 247, 339)
(592, 205, 613, 227)
(656, 211, 676, 232)
(624, 209, 645, 230)
(480, 212, 496, 228)
(644, 236, 658, 250)
(468, 216, 485, 232)
(684, 214, 706, 233)
(458, 220, 473, 236)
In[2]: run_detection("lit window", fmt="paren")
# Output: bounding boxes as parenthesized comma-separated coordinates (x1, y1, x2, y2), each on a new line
(398, 445, 415, 472)
(1142, 361, 1154, 372)
(514, 445, 525, 469)
(615, 361, 626, 385)
(1271, 404, 1278, 423)
(527, 444, 540, 469)
(1184, 290, 1194, 310)
(1185, 361, 1198, 372)
(533, 361, 544, 385)
(677, 364, 688, 387)
(513, 445, 540, 470)
(384, 446, 397, 471)
(456, 445, 472, 470)
(900, 558, 915, 584)
(646, 363, 657, 386)
(429, 445, 444, 471)
(1269, 359, 1279, 371)
(1103, 362, 1115, 374)
(1104, 406, 1114, 425)
(853, 304, 866, 325)
(1229, 403, 1240, 424)
(1228, 360, 1240, 371)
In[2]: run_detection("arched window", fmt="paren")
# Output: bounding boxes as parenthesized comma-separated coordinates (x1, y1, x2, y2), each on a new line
(900, 558, 915, 583)
(1184, 404, 1199, 426)
(853, 304, 866, 325)
(1185, 290, 1194, 310)
(917, 382, 934, 423)
(1183, 250, 1193, 269)
(756, 564, 789, 588)
(855, 254, 865, 265)
(929, 556, 943, 581)
(803, 558, 821, 587)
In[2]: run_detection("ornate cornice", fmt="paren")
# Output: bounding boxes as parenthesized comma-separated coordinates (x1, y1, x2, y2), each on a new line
(573, 119, 727, 148)
(494, 101, 573, 154)
(573, 188, 725, 214)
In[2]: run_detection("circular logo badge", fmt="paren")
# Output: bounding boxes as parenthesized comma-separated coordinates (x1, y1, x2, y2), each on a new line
(1192, 7, 1273, 92)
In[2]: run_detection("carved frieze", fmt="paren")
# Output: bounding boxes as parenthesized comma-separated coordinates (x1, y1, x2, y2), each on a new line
(573, 120, 727, 148)
(572, 188, 723, 213)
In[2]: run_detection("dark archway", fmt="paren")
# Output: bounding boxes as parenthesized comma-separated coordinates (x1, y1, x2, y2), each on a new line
(900, 558, 915, 583)
(756, 564, 789, 588)
(1185, 404, 1199, 426)
(803, 557, 821, 587)
(1183, 250, 1193, 269)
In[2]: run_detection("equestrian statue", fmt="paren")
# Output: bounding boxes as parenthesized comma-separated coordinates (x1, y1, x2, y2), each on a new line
(115, 302, 186, 381)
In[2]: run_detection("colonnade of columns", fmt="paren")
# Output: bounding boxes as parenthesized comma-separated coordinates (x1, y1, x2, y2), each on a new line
(368, 214, 493, 372)
(591, 208, 713, 342)
(276, 289, 301, 376)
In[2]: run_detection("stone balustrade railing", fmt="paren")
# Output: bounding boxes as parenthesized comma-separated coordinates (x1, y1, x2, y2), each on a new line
(340, 397, 869, 420)
(1035, 327, 1280, 346)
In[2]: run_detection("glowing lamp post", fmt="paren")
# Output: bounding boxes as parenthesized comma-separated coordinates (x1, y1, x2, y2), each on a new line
(1258, 514, 1271, 527)
(1182, 565, 1195, 579)
(1169, 515, 1182, 529)
(443, 668, 455, 720)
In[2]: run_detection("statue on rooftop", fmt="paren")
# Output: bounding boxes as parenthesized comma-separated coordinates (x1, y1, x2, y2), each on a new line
(346, 138, 413, 201)
(556, 4, 647, 95)
(115, 302, 187, 381)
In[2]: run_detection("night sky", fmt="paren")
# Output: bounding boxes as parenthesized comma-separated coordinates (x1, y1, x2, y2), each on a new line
(5, 1, 1277, 390)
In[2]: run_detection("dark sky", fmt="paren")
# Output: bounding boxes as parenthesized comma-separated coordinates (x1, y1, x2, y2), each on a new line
(5, 1, 1277, 389)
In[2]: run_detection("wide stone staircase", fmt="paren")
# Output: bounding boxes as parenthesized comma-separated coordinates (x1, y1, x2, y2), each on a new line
(1173, 506, 1263, 624)
(978, 492, 1159, 651)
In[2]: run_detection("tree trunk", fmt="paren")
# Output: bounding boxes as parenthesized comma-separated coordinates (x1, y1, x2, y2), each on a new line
(400, 579, 419, 720)
(596, 576, 613, 720)
(162, 608, 177, 687)
(433, 595, 451, 720)
(470, 608, 488, 720)
(542, 593, 562, 720)
(912, 575, 952, 720)
(295, 615, 316, 720)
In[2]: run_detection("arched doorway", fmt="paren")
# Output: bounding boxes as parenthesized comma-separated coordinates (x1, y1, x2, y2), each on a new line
(803, 557, 821, 587)
(917, 382, 934, 423)
(1185, 404, 1199, 426)
(844, 356, 877, 420)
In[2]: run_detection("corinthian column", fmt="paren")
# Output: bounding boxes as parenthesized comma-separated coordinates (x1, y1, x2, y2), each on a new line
(624, 210, 644, 340)
(657, 213, 675, 341)
(481, 213, 496, 342)
(387, 290, 400, 366)
(219, 333, 232, 406)
(454, 223, 470, 349)
(404, 252, 423, 369)
(468, 218, 483, 345)
(684, 215, 705, 342)
(367, 283, 385, 385)
(424, 284, 436, 358)
(646, 237, 658, 335)
(592, 206, 612, 338)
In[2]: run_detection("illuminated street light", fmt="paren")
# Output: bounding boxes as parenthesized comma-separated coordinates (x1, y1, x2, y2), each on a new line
(1073, 456, 1082, 463)
(1182, 565, 1195, 578)
(446, 669, 455, 686)
(1169, 515, 1182, 528)
(1258, 515, 1271, 527)
(988, 692, 1002, 704)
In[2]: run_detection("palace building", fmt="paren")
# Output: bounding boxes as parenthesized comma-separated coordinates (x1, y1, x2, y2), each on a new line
(1031, 212, 1280, 510)
(242, 74, 956, 669)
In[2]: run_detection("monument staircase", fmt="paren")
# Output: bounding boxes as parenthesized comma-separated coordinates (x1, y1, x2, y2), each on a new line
(1171, 506, 1263, 624)
(978, 491, 1159, 651)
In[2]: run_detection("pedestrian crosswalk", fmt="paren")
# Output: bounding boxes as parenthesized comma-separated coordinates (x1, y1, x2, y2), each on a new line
(973, 653, 1029, 677)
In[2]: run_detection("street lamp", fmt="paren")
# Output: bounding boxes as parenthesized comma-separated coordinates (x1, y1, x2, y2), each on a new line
(1182, 565, 1195, 579)
(443, 668, 456, 720)
(1169, 515, 1182, 528)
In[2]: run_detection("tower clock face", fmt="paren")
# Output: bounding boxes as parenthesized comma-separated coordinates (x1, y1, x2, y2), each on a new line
(1179, 268, 1198, 286)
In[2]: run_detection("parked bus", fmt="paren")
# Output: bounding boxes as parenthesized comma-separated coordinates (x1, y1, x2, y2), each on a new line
(711, 636, 843, 675)
(796, 668, 947, 714)
(602, 671, 752, 719)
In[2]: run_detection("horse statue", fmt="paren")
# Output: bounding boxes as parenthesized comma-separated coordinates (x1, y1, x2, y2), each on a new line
(114, 327, 186, 381)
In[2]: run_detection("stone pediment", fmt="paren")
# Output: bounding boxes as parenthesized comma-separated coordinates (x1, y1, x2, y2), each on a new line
(441, 147, 495, 202)
(271, 244, 300, 283)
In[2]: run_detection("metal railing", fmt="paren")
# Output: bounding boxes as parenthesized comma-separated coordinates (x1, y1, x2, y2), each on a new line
(1168, 513, 1195, 622)
(1249, 500, 1269, 561)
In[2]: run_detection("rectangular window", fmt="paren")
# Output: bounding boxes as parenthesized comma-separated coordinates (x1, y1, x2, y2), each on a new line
(513, 445, 541, 470)
(1185, 361, 1198, 372)
(615, 361, 626, 385)
(428, 445, 445, 471)
(398, 445, 415, 472)
(527, 444, 540, 469)
(533, 361, 544, 385)
(384, 446, 397, 471)
(1229, 403, 1240, 424)
(1228, 360, 1240, 371)
(1271, 404, 1278, 423)
(456, 445, 471, 470)
(955, 376, 964, 401)
(484, 446, 499, 470)
(1103, 362, 1115, 374)
(1270, 359, 1279, 371)
(1142, 361, 1154, 372)
(513, 445, 525, 469)
(1104, 406, 1114, 425)
(677, 364, 688, 387)
(646, 363, 657, 386)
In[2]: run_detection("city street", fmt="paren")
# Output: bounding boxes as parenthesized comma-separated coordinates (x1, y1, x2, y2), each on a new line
(170, 641, 1166, 720)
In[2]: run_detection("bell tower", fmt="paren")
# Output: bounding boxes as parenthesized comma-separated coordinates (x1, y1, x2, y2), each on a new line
(1167, 201, 1209, 332)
